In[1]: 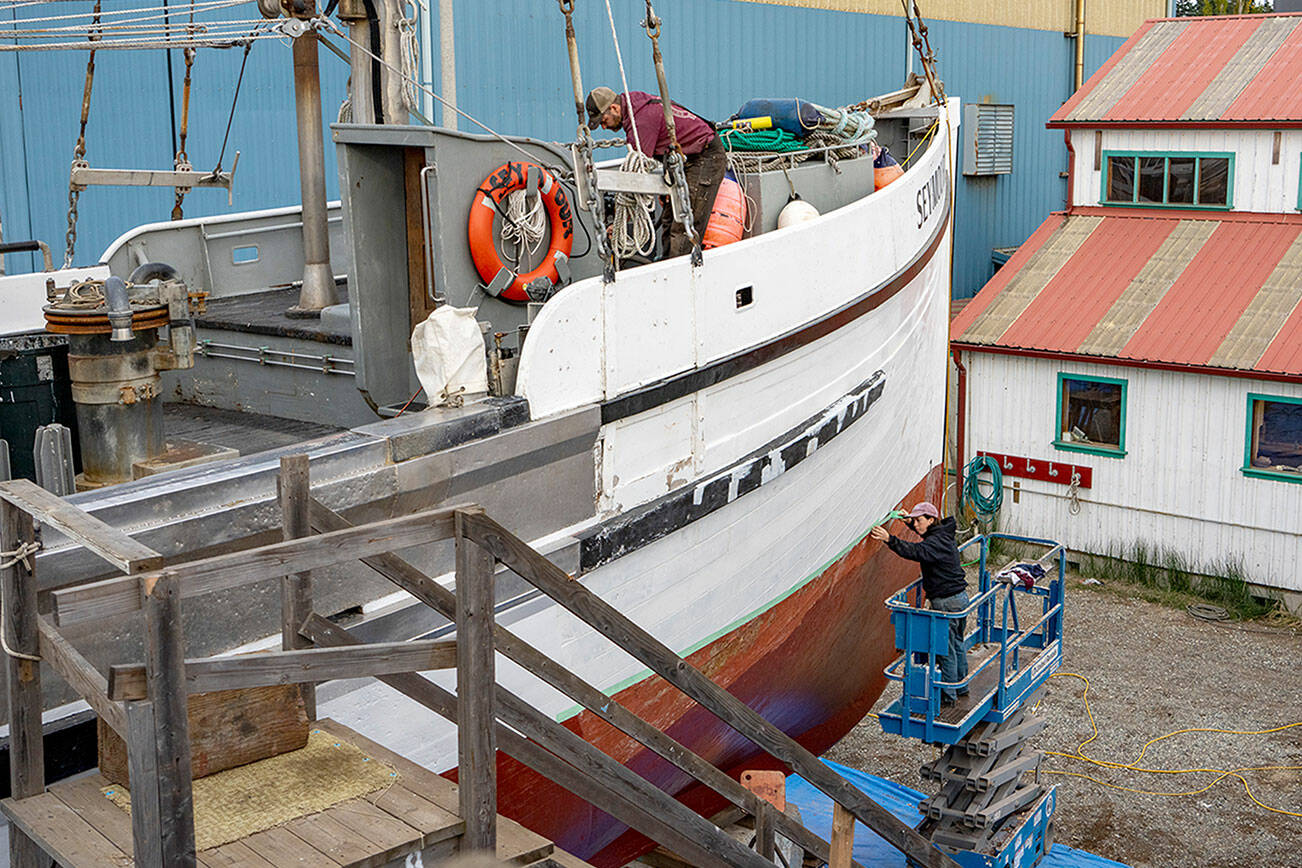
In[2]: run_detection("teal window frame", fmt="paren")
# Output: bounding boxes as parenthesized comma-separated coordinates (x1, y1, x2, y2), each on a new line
(1100, 150, 1234, 210)
(1242, 392, 1302, 484)
(1053, 372, 1128, 458)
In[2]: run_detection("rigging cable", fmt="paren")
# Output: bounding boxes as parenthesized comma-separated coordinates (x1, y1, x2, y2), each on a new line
(62, 0, 101, 267)
(211, 39, 251, 176)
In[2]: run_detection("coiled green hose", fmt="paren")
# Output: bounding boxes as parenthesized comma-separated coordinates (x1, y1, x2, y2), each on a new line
(963, 455, 1003, 520)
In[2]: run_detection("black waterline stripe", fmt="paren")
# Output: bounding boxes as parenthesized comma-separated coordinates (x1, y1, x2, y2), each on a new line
(600, 199, 951, 424)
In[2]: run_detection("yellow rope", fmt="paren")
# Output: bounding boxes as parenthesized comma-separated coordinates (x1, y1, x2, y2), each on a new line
(1042, 672, 1302, 818)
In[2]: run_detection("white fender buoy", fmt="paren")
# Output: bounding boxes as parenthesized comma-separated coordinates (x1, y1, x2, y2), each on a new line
(777, 198, 820, 228)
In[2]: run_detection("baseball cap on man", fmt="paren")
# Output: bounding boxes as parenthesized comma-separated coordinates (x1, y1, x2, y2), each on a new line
(906, 502, 940, 519)
(585, 86, 618, 129)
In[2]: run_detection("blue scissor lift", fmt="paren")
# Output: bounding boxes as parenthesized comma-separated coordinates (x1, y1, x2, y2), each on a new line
(876, 533, 1067, 868)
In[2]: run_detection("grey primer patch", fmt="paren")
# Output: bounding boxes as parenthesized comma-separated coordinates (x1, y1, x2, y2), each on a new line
(579, 371, 886, 573)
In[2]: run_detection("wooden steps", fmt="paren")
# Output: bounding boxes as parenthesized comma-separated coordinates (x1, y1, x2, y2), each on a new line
(1, 719, 590, 868)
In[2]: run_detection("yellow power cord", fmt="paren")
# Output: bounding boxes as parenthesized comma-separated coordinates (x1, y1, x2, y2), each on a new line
(1039, 672, 1302, 818)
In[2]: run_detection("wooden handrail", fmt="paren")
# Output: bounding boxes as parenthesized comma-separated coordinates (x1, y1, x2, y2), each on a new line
(0, 478, 163, 575)
(51, 505, 467, 626)
(36, 617, 127, 737)
(458, 510, 960, 868)
(307, 498, 857, 868)
(105, 639, 460, 701)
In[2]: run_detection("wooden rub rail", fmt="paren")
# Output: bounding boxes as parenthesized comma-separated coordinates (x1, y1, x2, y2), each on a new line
(0, 459, 959, 868)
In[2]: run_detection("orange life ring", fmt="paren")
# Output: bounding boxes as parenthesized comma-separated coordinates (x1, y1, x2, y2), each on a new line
(467, 161, 574, 304)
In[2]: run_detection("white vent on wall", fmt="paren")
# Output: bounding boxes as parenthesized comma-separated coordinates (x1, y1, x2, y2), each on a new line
(963, 103, 1014, 176)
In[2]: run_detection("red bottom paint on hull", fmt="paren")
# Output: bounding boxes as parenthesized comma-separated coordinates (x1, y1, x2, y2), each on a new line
(470, 468, 941, 865)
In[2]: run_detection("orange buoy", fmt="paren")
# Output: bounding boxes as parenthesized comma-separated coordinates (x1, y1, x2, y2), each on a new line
(703, 177, 746, 249)
(875, 163, 904, 189)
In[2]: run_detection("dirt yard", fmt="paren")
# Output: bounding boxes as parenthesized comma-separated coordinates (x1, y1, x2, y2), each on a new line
(825, 579, 1302, 868)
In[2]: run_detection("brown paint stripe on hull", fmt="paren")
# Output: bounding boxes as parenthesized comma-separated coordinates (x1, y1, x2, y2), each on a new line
(1077, 219, 1216, 357)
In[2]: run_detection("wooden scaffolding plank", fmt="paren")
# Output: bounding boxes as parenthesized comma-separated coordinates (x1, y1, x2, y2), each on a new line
(327, 799, 424, 866)
(367, 784, 463, 845)
(283, 810, 380, 865)
(240, 824, 343, 867)
(311, 720, 556, 866)
(0, 791, 132, 867)
(197, 839, 278, 868)
(49, 774, 135, 855)
(0, 478, 163, 575)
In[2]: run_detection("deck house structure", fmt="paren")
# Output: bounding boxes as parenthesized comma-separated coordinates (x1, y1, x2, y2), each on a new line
(951, 12, 1302, 611)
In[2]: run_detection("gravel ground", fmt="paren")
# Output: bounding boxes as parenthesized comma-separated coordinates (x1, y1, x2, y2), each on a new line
(825, 578, 1302, 868)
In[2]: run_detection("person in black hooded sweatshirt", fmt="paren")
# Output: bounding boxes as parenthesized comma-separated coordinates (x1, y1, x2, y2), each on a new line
(870, 501, 969, 704)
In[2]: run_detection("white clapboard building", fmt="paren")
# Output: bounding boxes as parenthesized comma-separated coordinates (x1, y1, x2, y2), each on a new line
(951, 11, 1302, 610)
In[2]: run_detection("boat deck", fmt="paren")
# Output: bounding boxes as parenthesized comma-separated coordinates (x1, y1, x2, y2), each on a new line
(195, 286, 351, 346)
(162, 403, 345, 457)
(0, 719, 588, 868)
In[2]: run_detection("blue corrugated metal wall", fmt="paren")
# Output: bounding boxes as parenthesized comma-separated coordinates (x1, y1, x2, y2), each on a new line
(0, 1, 348, 274)
(1, 0, 1120, 299)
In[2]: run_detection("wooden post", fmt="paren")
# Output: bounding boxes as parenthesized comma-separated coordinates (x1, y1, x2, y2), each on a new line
(2, 500, 45, 868)
(142, 573, 197, 866)
(277, 454, 315, 719)
(454, 508, 496, 852)
(830, 802, 855, 868)
(125, 700, 164, 868)
(754, 803, 775, 861)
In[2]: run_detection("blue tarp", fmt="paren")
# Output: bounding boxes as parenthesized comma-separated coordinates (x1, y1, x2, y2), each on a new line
(785, 759, 1129, 868)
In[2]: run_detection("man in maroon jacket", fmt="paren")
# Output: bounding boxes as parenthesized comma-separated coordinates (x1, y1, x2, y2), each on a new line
(586, 86, 727, 259)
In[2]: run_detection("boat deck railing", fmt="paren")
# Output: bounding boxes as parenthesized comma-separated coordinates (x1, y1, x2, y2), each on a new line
(877, 533, 1066, 746)
(0, 461, 964, 868)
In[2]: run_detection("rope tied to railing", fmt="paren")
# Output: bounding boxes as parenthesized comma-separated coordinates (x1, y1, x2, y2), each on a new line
(1, 540, 43, 662)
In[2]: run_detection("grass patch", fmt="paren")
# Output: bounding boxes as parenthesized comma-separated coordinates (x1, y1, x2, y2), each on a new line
(1076, 543, 1275, 621)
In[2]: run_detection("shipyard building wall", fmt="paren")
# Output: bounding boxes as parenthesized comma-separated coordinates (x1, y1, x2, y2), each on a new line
(1071, 127, 1302, 213)
(0, 0, 1151, 299)
(963, 352, 1302, 602)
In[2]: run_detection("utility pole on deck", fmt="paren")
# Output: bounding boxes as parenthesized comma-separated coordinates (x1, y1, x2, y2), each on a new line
(286, 0, 338, 316)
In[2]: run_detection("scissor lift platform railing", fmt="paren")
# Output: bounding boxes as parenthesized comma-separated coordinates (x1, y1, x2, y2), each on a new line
(876, 533, 1067, 868)
(876, 534, 1065, 745)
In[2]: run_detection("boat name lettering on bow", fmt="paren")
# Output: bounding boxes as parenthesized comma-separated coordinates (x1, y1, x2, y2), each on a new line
(916, 163, 948, 229)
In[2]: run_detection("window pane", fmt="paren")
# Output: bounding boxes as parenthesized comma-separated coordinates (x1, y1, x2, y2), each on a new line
(1106, 156, 1134, 202)
(1138, 157, 1166, 203)
(1250, 400, 1302, 473)
(1167, 157, 1196, 204)
(1061, 378, 1123, 449)
(1197, 157, 1229, 206)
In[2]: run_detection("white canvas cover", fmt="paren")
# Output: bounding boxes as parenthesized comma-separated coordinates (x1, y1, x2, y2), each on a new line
(410, 306, 487, 403)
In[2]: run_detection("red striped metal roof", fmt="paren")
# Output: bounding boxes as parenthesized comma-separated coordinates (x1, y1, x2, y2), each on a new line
(951, 209, 1302, 380)
(1049, 13, 1302, 126)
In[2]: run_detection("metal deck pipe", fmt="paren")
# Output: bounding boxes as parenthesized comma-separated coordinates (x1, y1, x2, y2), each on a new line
(291, 16, 338, 315)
